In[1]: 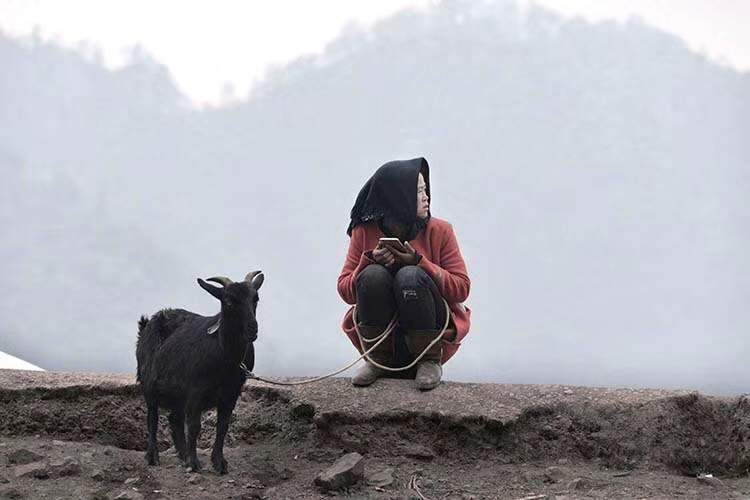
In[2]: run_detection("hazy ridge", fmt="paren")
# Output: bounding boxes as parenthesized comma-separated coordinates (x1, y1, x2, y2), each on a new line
(1, 0, 748, 394)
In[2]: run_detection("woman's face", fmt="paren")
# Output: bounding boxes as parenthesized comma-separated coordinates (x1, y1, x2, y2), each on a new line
(417, 173, 429, 219)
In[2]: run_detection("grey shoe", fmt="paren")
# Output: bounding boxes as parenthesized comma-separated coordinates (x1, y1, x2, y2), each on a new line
(415, 360, 442, 390)
(352, 323, 393, 387)
(352, 362, 385, 387)
(405, 328, 443, 391)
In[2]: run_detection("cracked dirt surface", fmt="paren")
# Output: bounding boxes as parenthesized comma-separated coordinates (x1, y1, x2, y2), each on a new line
(0, 369, 749, 499)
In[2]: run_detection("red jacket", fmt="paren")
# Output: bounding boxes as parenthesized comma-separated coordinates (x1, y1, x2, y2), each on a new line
(337, 216, 471, 364)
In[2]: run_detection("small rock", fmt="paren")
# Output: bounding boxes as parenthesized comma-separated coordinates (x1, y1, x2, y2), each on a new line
(123, 477, 139, 485)
(263, 487, 277, 498)
(314, 452, 364, 492)
(612, 471, 631, 478)
(112, 492, 144, 500)
(520, 470, 536, 482)
(51, 440, 65, 446)
(367, 467, 395, 488)
(304, 448, 338, 462)
(567, 478, 590, 491)
(0, 476, 7, 484)
(14, 461, 49, 479)
(90, 469, 106, 481)
(7, 449, 43, 465)
(696, 473, 725, 488)
(544, 466, 566, 483)
(563, 389, 573, 395)
(403, 444, 435, 461)
(49, 457, 81, 477)
(244, 479, 264, 489)
(187, 475, 201, 484)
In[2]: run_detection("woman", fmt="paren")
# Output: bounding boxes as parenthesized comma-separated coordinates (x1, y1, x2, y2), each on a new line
(337, 157, 471, 391)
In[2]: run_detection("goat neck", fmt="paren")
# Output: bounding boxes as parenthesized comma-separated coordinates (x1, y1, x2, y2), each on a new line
(215, 311, 250, 365)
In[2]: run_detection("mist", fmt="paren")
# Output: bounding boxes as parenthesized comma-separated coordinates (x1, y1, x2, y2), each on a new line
(1, 0, 748, 395)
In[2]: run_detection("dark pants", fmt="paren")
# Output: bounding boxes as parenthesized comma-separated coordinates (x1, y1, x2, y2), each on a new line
(356, 264, 447, 366)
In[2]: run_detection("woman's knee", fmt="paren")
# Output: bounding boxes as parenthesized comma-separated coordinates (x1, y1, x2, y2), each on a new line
(356, 264, 394, 302)
(393, 265, 434, 306)
(392, 265, 445, 329)
(357, 264, 392, 288)
(356, 264, 396, 325)
(393, 265, 430, 290)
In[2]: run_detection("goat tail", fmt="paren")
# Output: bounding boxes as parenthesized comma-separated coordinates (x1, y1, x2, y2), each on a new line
(137, 315, 149, 336)
(136, 312, 161, 385)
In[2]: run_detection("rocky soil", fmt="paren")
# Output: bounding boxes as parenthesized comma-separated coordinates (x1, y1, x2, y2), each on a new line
(0, 369, 749, 499)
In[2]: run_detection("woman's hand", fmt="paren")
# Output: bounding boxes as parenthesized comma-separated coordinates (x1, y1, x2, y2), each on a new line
(387, 241, 421, 266)
(372, 244, 396, 267)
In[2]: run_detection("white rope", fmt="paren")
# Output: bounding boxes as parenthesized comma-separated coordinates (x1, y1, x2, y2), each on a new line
(354, 298, 450, 372)
(242, 312, 398, 386)
(243, 298, 451, 386)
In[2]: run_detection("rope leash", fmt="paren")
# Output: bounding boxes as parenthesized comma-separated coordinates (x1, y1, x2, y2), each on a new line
(242, 298, 450, 386)
(355, 298, 450, 372)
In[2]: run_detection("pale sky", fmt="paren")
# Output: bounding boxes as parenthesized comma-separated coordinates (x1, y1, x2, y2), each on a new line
(1, 0, 748, 107)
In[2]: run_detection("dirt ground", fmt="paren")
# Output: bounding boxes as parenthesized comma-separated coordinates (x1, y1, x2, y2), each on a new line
(1, 370, 749, 499)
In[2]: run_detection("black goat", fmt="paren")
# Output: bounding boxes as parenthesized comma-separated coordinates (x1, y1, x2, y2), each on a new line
(136, 271, 264, 474)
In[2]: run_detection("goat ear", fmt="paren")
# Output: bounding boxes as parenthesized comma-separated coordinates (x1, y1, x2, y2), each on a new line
(197, 278, 224, 300)
(246, 271, 264, 291)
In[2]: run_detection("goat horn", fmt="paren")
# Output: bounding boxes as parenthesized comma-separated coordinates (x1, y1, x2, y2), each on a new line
(244, 271, 262, 283)
(206, 276, 233, 287)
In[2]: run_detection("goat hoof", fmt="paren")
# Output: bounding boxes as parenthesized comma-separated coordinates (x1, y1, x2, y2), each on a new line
(185, 459, 202, 473)
(212, 456, 228, 475)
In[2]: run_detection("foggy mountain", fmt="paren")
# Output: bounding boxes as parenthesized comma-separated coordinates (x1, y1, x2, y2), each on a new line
(1, 0, 748, 394)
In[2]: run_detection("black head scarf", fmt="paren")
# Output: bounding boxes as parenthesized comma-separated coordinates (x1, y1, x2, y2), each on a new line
(347, 157, 431, 241)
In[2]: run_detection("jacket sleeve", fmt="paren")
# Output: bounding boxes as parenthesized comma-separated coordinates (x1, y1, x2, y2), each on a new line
(337, 225, 376, 305)
(418, 223, 471, 303)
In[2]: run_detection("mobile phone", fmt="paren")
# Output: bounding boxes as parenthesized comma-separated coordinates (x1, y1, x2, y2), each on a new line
(378, 237, 407, 252)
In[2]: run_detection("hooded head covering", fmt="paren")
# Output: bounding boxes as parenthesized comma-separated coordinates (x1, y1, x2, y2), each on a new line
(347, 157, 431, 241)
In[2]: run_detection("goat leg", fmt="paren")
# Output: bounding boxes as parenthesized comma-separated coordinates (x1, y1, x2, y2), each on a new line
(145, 400, 160, 466)
(185, 409, 202, 472)
(168, 409, 187, 461)
(211, 404, 233, 474)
